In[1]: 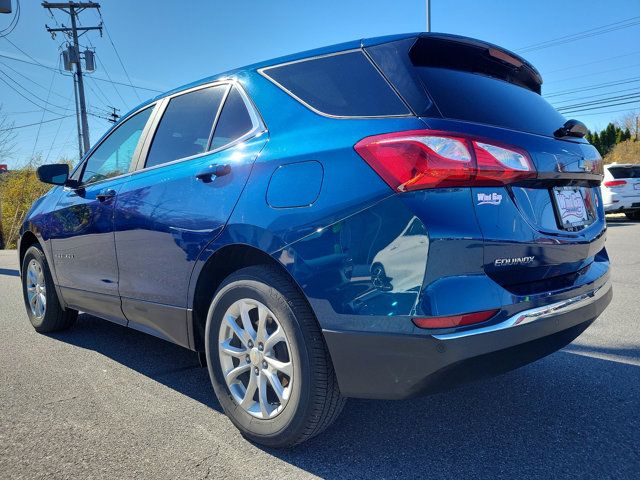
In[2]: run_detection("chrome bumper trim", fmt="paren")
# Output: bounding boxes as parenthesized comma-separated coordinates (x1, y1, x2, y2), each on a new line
(433, 281, 611, 341)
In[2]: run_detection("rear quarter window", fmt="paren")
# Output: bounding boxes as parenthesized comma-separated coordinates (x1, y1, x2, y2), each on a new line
(261, 51, 410, 117)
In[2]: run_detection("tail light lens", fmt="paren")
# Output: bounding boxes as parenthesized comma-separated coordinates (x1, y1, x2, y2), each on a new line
(355, 130, 536, 191)
(412, 309, 499, 329)
(603, 180, 627, 188)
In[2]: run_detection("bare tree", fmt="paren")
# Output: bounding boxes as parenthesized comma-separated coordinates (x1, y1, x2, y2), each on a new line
(0, 105, 16, 163)
(616, 111, 640, 141)
(0, 105, 16, 249)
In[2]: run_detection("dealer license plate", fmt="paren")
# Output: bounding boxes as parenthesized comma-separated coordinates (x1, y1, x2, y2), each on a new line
(553, 187, 589, 228)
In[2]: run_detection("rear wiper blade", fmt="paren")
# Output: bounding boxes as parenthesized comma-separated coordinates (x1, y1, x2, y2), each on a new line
(554, 119, 588, 139)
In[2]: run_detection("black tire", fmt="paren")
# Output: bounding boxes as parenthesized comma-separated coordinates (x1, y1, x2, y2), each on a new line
(205, 265, 345, 448)
(21, 244, 77, 333)
(625, 211, 640, 221)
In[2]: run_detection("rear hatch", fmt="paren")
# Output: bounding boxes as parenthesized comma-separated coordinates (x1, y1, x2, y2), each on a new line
(365, 34, 606, 294)
(605, 165, 640, 200)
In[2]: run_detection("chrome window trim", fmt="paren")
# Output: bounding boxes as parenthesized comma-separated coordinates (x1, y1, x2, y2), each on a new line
(432, 280, 612, 341)
(206, 84, 232, 150)
(258, 48, 413, 120)
(73, 102, 159, 188)
(130, 80, 267, 175)
(69, 80, 266, 188)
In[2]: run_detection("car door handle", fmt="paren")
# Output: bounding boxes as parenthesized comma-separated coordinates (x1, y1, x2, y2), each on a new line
(97, 188, 117, 202)
(196, 164, 231, 183)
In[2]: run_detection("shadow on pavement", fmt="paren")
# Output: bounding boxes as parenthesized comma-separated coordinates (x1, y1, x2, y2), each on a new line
(48, 313, 223, 413)
(49, 314, 639, 479)
(0, 268, 20, 277)
(605, 215, 638, 227)
(264, 350, 639, 479)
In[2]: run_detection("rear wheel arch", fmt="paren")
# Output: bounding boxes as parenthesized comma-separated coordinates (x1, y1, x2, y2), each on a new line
(191, 244, 313, 352)
(19, 231, 40, 265)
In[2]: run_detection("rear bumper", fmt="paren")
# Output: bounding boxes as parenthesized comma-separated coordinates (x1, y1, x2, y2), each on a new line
(323, 280, 612, 399)
(603, 196, 640, 212)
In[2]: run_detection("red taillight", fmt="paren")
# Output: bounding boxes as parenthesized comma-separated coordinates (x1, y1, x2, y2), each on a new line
(603, 180, 627, 188)
(354, 130, 536, 191)
(412, 309, 499, 329)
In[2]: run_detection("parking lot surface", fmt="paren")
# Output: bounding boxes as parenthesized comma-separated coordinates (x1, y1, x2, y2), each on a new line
(0, 217, 638, 479)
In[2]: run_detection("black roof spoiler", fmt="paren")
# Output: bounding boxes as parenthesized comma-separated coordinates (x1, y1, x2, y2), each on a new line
(412, 33, 543, 94)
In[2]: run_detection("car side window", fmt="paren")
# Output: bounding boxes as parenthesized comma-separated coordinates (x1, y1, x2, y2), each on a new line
(81, 106, 153, 185)
(210, 86, 256, 150)
(145, 85, 227, 168)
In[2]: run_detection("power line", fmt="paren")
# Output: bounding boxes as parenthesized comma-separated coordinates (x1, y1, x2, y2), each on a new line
(557, 92, 640, 112)
(0, 114, 76, 132)
(0, 0, 20, 38)
(566, 106, 639, 118)
(81, 29, 127, 108)
(30, 70, 58, 158)
(85, 76, 114, 108)
(559, 100, 640, 115)
(2, 36, 50, 69)
(0, 67, 69, 111)
(0, 59, 70, 102)
(45, 95, 74, 162)
(552, 86, 640, 106)
(544, 62, 640, 86)
(95, 54, 127, 106)
(516, 16, 640, 54)
(0, 70, 67, 115)
(97, 9, 141, 101)
(0, 52, 164, 92)
(544, 77, 640, 98)
(543, 50, 640, 75)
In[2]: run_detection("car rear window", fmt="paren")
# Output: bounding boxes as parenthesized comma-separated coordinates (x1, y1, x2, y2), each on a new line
(417, 67, 566, 137)
(261, 51, 410, 117)
(608, 166, 640, 179)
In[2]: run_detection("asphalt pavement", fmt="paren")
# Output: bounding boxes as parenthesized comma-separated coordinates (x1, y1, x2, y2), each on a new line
(0, 217, 638, 479)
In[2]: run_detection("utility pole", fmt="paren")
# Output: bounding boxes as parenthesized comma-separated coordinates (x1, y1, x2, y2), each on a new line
(72, 73, 83, 159)
(42, 2, 101, 157)
(426, 0, 431, 32)
(107, 106, 120, 124)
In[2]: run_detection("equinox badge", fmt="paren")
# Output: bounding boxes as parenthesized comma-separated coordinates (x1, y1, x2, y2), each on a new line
(494, 256, 535, 267)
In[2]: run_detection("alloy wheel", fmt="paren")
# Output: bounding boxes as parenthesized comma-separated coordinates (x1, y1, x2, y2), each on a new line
(218, 298, 293, 419)
(26, 259, 46, 320)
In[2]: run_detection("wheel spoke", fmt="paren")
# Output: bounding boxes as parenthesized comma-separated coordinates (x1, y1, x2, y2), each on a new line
(34, 295, 42, 316)
(258, 373, 270, 418)
(265, 356, 292, 377)
(239, 301, 257, 341)
(219, 339, 246, 358)
(225, 363, 250, 384)
(224, 314, 248, 347)
(264, 326, 286, 351)
(264, 370, 285, 402)
(240, 373, 257, 409)
(256, 304, 268, 342)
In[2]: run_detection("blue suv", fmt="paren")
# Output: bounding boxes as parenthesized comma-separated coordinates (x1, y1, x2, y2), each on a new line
(20, 33, 612, 447)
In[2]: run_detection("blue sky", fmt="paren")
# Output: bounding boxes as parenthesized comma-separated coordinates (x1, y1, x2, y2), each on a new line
(1, 0, 639, 167)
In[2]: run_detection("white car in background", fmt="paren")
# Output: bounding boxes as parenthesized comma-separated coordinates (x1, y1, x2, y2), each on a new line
(601, 163, 640, 220)
(371, 217, 429, 293)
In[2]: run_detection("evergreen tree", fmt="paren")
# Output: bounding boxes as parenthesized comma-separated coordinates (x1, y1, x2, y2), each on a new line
(592, 131, 601, 154)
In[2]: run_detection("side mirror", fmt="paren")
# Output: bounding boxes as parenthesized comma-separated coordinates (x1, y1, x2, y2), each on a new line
(36, 163, 70, 186)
